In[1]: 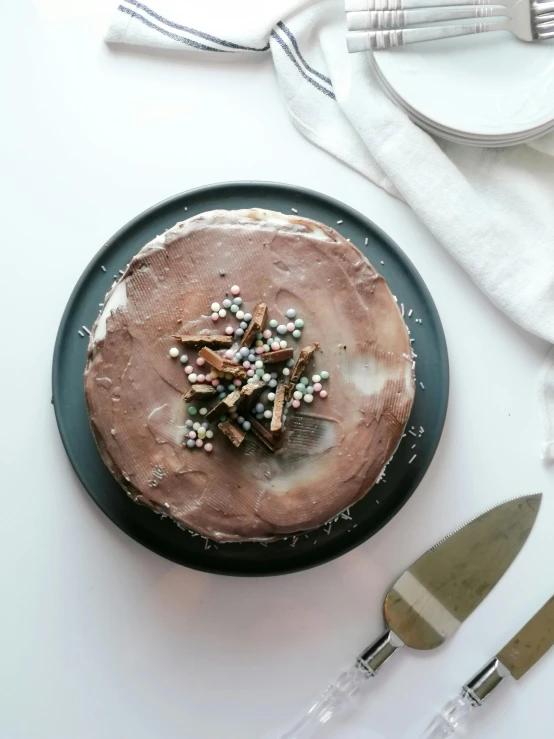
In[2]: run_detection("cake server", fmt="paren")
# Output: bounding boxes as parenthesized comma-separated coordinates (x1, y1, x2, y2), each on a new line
(421, 594, 554, 738)
(281, 494, 542, 739)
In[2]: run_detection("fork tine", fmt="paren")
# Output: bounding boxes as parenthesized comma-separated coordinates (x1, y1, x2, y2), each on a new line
(535, 13, 554, 23)
(538, 28, 554, 37)
(533, 0, 554, 14)
(535, 16, 554, 28)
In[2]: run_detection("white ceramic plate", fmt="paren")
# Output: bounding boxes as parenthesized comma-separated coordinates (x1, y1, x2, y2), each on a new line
(373, 33, 554, 138)
(373, 60, 554, 147)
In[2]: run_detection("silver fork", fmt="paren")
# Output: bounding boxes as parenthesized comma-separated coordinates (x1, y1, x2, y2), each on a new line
(347, 1, 553, 29)
(348, 0, 516, 8)
(346, 0, 554, 48)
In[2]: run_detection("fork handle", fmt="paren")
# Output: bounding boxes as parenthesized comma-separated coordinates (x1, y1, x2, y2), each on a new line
(347, 23, 506, 51)
(347, 6, 503, 30)
(346, 0, 515, 10)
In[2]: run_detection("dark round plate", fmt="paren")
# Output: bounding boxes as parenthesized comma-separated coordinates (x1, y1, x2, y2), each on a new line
(52, 182, 448, 576)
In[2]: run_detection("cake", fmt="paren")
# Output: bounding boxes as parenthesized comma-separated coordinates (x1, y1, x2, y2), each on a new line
(84, 209, 415, 542)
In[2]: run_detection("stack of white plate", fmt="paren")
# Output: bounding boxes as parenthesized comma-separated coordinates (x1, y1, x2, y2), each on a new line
(371, 35, 554, 146)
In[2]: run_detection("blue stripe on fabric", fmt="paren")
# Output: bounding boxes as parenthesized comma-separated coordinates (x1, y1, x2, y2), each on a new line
(123, 0, 270, 52)
(117, 6, 226, 51)
(276, 22, 332, 87)
(270, 30, 336, 100)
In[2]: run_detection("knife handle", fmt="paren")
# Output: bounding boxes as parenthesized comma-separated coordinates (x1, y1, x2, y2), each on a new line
(420, 657, 509, 738)
(420, 690, 479, 738)
(281, 629, 403, 739)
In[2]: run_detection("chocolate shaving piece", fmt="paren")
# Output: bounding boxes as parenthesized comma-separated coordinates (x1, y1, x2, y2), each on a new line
(183, 384, 217, 402)
(248, 416, 283, 453)
(270, 384, 286, 434)
(239, 303, 268, 348)
(198, 347, 247, 379)
(239, 380, 266, 402)
(218, 421, 246, 447)
(205, 390, 241, 421)
(286, 343, 320, 401)
(260, 348, 294, 364)
(172, 334, 233, 348)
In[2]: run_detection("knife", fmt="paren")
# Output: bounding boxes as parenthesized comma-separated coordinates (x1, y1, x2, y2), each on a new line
(421, 594, 554, 738)
(281, 494, 542, 739)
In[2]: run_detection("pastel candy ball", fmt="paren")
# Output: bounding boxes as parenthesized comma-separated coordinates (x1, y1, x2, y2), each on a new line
(286, 322, 295, 332)
(286, 308, 296, 318)
(234, 378, 242, 387)
(196, 357, 206, 366)
(185, 365, 193, 374)
(240, 321, 248, 329)
(188, 407, 197, 416)
(196, 374, 205, 383)
(218, 308, 227, 318)
(255, 403, 265, 414)
(206, 430, 214, 439)
(304, 394, 314, 403)
(195, 439, 204, 448)
(211, 302, 220, 312)
(247, 369, 255, 377)
(211, 379, 219, 387)
(231, 285, 240, 295)
(293, 391, 303, 401)
(269, 319, 278, 328)
(256, 347, 264, 355)
(230, 305, 239, 314)
(262, 373, 271, 382)
(244, 313, 252, 322)
(320, 390, 328, 398)
(169, 347, 179, 358)
(225, 326, 234, 335)
(236, 311, 245, 321)
(256, 368, 265, 377)
(279, 341, 287, 349)
(292, 330, 301, 339)
(186, 439, 195, 448)
(255, 360, 264, 369)
(225, 349, 234, 359)
(180, 354, 189, 364)
(277, 325, 287, 335)
(235, 328, 244, 337)
(312, 375, 321, 383)
(188, 373, 198, 383)
(282, 368, 290, 376)
(320, 371, 330, 380)
(292, 399, 301, 409)
(263, 329, 272, 339)
(192, 422, 200, 431)
(204, 443, 213, 452)
(211, 313, 219, 322)
(295, 319, 304, 328)
(271, 342, 280, 351)
(242, 421, 251, 431)
(313, 383, 322, 392)
(185, 420, 193, 428)
(301, 377, 310, 385)
(267, 392, 276, 402)
(239, 347, 249, 357)
(222, 298, 232, 309)
(233, 297, 243, 305)
(243, 361, 251, 369)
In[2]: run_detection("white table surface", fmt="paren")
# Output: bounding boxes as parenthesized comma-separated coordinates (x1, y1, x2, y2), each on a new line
(2, 3, 553, 738)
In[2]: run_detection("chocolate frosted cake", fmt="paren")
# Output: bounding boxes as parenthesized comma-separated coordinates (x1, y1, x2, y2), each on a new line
(84, 209, 415, 542)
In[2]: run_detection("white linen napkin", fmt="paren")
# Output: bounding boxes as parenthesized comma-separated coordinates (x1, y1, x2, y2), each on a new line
(106, 0, 554, 457)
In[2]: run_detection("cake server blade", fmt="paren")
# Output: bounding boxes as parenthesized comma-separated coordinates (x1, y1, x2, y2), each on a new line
(421, 594, 554, 738)
(281, 493, 542, 739)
